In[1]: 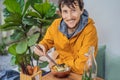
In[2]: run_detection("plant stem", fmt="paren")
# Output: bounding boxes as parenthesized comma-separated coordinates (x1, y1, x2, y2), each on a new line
(37, 23, 43, 43)
(28, 46, 34, 66)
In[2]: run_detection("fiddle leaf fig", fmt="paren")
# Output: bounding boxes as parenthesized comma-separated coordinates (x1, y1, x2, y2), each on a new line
(34, 2, 51, 18)
(10, 56, 16, 65)
(1, 0, 58, 72)
(16, 54, 25, 64)
(22, 0, 31, 16)
(16, 40, 27, 54)
(10, 30, 24, 41)
(45, 3, 56, 18)
(28, 33, 39, 46)
(23, 17, 40, 26)
(8, 43, 17, 56)
(0, 23, 20, 31)
(26, 10, 41, 18)
(3, 0, 22, 14)
(4, 13, 22, 23)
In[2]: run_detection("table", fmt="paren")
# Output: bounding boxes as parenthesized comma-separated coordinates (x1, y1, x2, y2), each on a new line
(42, 72, 104, 80)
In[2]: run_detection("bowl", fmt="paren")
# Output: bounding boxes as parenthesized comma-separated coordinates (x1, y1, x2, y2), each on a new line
(51, 64, 71, 78)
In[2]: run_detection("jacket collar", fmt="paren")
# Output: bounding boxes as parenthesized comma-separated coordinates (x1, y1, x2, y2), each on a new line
(59, 9, 88, 39)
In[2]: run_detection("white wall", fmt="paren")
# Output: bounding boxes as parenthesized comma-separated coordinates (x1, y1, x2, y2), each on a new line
(84, 0, 120, 80)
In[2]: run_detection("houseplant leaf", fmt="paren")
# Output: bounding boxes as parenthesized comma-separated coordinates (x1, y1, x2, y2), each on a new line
(30, 0, 43, 9)
(16, 40, 27, 54)
(28, 33, 39, 46)
(10, 30, 24, 41)
(0, 23, 20, 31)
(22, 0, 31, 16)
(26, 10, 41, 18)
(17, 0, 24, 9)
(16, 54, 25, 64)
(4, 13, 22, 24)
(39, 61, 49, 68)
(8, 43, 17, 56)
(45, 3, 56, 18)
(23, 17, 40, 26)
(10, 56, 16, 65)
(34, 1, 50, 17)
(3, 0, 22, 14)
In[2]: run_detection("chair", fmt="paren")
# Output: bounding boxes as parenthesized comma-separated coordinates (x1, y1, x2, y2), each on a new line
(96, 45, 106, 79)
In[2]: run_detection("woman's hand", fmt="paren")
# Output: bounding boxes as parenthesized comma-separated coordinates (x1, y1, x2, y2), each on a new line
(34, 44, 46, 56)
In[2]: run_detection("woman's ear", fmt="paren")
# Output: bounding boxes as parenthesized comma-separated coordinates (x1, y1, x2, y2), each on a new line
(56, 9, 62, 17)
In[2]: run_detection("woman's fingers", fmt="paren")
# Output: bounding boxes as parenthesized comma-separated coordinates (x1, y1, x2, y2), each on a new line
(52, 51, 59, 60)
(34, 44, 45, 56)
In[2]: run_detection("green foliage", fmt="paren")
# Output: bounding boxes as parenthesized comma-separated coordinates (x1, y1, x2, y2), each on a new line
(0, 0, 58, 72)
(16, 40, 27, 54)
(28, 33, 39, 46)
(3, 0, 22, 14)
(39, 61, 49, 68)
(0, 37, 8, 55)
(8, 44, 18, 56)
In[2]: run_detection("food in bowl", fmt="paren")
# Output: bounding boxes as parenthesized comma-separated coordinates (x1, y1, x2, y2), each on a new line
(51, 63, 71, 78)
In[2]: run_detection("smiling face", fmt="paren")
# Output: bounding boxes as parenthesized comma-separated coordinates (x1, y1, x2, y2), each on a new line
(61, 2, 83, 29)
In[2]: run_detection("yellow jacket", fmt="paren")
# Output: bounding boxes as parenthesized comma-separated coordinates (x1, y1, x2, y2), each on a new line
(40, 18, 98, 74)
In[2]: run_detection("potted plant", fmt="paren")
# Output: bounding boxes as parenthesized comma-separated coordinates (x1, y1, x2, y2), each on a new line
(0, 0, 58, 75)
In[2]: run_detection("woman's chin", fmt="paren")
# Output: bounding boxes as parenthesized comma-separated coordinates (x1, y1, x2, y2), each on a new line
(67, 26, 76, 29)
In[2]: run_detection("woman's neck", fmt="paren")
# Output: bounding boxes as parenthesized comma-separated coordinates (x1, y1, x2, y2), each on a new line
(67, 25, 79, 34)
(68, 28, 76, 34)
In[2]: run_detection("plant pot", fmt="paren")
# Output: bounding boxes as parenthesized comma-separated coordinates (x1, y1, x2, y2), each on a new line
(20, 70, 42, 80)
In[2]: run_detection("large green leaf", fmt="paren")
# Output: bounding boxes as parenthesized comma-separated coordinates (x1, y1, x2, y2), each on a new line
(0, 26, 20, 31)
(26, 10, 41, 18)
(22, 0, 31, 16)
(45, 3, 56, 18)
(8, 43, 17, 56)
(30, 0, 43, 8)
(16, 40, 27, 54)
(17, 0, 24, 10)
(28, 33, 39, 46)
(39, 19, 51, 25)
(3, 0, 22, 14)
(10, 30, 24, 41)
(5, 13, 22, 23)
(16, 54, 24, 64)
(0, 23, 19, 29)
(34, 2, 51, 18)
(10, 56, 16, 65)
(0, 23, 20, 30)
(22, 17, 40, 26)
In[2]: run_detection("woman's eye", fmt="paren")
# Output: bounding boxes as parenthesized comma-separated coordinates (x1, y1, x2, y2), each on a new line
(63, 10, 67, 13)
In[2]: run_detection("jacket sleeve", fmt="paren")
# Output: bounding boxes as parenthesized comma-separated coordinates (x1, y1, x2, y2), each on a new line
(64, 24, 98, 74)
(39, 20, 57, 51)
